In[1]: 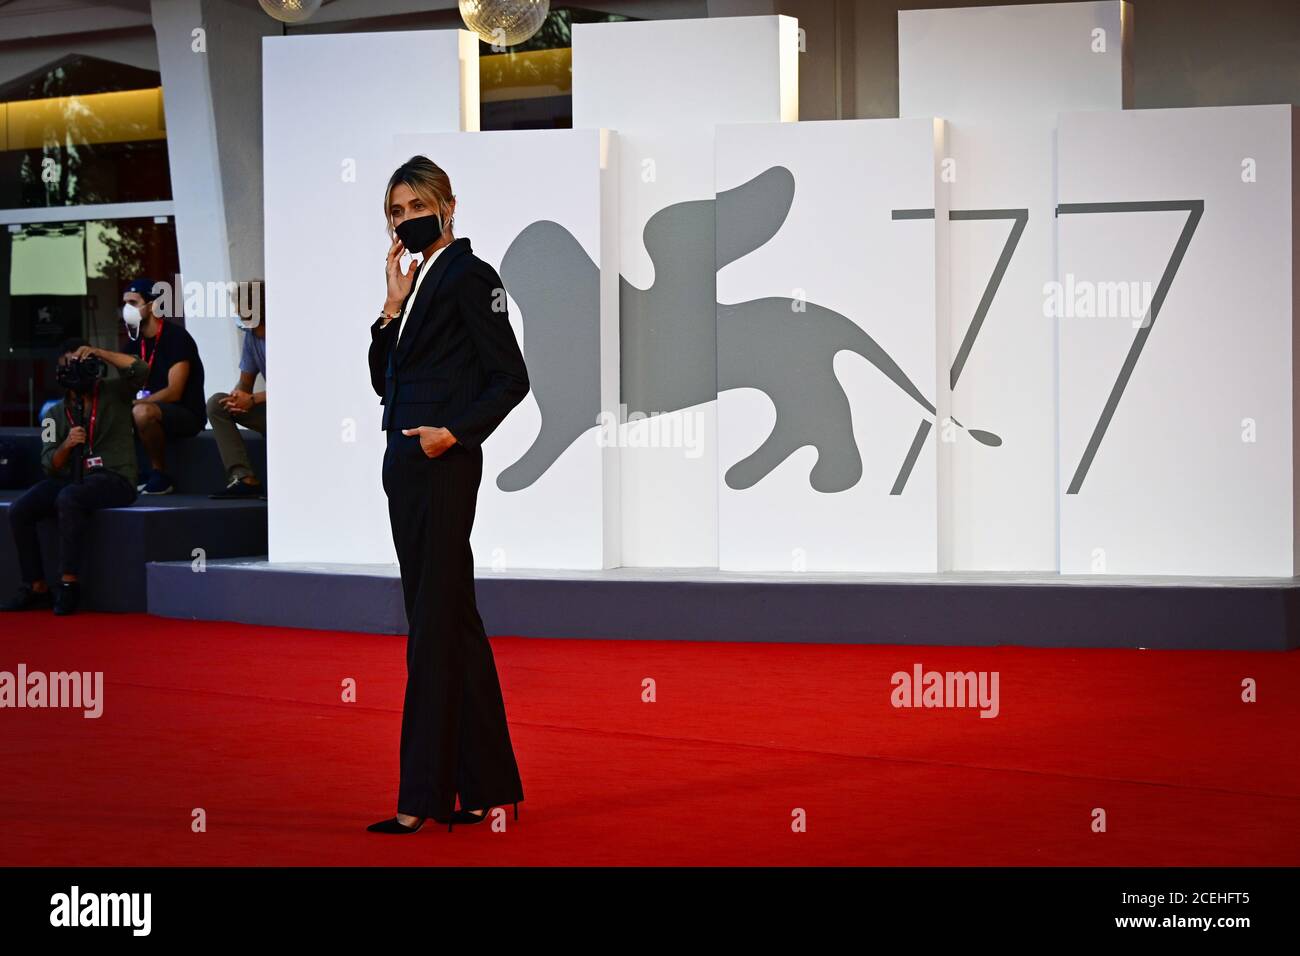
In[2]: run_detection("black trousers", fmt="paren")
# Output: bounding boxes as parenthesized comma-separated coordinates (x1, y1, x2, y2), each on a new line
(382, 426, 524, 821)
(8, 471, 137, 580)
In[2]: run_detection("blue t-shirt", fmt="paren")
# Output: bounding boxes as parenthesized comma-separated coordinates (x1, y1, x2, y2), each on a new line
(239, 329, 266, 379)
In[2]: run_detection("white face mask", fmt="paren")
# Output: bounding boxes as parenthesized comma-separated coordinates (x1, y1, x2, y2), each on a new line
(122, 303, 143, 338)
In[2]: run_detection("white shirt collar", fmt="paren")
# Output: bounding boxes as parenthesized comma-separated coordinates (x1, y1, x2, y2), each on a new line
(396, 242, 450, 343)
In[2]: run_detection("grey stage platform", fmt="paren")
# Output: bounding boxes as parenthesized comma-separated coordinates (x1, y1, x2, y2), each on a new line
(0, 427, 269, 612)
(145, 558, 1300, 650)
(0, 494, 266, 612)
(0, 425, 268, 494)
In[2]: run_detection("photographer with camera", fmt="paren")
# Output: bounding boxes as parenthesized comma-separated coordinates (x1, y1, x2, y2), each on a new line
(1, 337, 150, 615)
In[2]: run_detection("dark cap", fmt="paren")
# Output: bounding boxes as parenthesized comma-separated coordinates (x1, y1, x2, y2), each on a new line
(124, 278, 164, 301)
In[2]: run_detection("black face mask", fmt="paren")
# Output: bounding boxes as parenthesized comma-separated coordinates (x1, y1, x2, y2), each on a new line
(395, 213, 444, 254)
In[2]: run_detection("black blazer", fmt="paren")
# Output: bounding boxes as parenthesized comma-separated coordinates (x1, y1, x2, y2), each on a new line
(368, 236, 530, 447)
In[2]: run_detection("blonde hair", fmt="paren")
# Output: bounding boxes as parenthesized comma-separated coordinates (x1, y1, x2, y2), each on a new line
(384, 155, 455, 237)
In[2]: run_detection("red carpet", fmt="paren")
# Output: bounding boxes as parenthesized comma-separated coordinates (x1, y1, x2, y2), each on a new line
(1, 611, 1298, 866)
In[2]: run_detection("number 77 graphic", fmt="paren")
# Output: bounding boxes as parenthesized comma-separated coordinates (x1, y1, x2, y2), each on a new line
(1055, 199, 1204, 494)
(888, 207, 1023, 495)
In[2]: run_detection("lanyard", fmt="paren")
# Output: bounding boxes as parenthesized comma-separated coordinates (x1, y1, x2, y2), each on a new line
(65, 379, 100, 455)
(140, 317, 164, 371)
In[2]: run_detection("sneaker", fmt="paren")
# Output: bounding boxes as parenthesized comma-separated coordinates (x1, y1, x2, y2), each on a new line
(141, 470, 175, 495)
(209, 476, 262, 499)
(136, 469, 151, 492)
(0, 584, 54, 611)
(53, 581, 80, 616)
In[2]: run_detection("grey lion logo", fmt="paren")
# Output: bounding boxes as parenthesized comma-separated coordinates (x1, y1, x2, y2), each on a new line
(497, 166, 1001, 494)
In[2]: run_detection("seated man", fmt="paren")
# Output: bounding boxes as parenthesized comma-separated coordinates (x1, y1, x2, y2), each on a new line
(207, 281, 267, 499)
(1, 339, 150, 616)
(122, 277, 208, 494)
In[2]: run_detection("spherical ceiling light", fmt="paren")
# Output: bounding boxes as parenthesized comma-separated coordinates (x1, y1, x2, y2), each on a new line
(258, 0, 323, 24)
(458, 0, 550, 48)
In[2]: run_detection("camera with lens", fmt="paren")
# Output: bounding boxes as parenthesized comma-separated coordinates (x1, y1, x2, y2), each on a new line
(56, 354, 106, 394)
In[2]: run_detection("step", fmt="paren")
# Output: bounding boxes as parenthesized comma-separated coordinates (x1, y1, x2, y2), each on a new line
(0, 492, 266, 612)
(0, 426, 267, 496)
(145, 558, 1300, 649)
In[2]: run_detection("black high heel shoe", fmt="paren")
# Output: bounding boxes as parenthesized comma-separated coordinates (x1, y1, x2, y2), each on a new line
(447, 801, 519, 831)
(367, 815, 427, 834)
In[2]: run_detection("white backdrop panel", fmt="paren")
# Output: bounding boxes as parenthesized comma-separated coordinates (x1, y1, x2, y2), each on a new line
(899, 1, 1131, 571)
(1057, 105, 1297, 576)
(263, 30, 477, 563)
(572, 15, 799, 568)
(392, 129, 620, 570)
(715, 118, 947, 571)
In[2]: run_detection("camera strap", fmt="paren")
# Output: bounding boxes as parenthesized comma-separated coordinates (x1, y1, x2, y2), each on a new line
(64, 379, 100, 455)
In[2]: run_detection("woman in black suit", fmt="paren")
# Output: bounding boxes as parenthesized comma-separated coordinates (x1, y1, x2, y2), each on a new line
(366, 155, 530, 834)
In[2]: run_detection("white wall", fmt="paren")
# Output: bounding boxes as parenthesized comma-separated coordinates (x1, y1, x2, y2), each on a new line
(715, 117, 948, 571)
(1057, 104, 1297, 575)
(572, 14, 799, 568)
(263, 29, 477, 562)
(899, 0, 1132, 571)
(391, 127, 622, 571)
